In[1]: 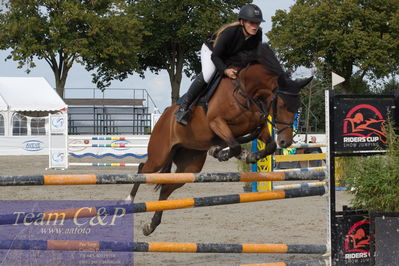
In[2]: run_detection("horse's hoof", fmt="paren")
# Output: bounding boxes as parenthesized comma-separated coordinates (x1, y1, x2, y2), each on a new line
(143, 223, 154, 236)
(236, 150, 249, 161)
(125, 195, 133, 202)
(208, 146, 221, 158)
(217, 150, 230, 161)
(245, 153, 258, 164)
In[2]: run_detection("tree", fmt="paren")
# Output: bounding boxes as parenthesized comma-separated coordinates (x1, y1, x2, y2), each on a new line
(299, 78, 326, 133)
(384, 77, 399, 94)
(130, 0, 248, 104)
(0, 0, 145, 97)
(267, 0, 399, 94)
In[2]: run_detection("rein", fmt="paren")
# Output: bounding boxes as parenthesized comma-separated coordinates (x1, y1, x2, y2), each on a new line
(232, 67, 298, 134)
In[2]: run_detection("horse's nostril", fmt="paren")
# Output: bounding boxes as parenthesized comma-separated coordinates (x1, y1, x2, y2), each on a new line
(279, 140, 286, 147)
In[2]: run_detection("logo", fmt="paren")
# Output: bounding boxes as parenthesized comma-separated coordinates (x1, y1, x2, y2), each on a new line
(254, 9, 260, 16)
(344, 219, 370, 260)
(342, 104, 387, 144)
(50, 116, 66, 133)
(23, 140, 44, 152)
(112, 140, 129, 151)
(51, 152, 66, 163)
(52, 117, 64, 128)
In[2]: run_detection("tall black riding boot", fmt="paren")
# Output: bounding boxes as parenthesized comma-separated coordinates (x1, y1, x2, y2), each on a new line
(175, 73, 206, 126)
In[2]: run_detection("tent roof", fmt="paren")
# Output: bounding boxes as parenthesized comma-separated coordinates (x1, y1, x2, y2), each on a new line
(0, 94, 7, 111)
(0, 77, 67, 112)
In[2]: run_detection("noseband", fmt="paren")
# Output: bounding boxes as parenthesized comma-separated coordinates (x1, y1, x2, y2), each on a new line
(232, 67, 299, 134)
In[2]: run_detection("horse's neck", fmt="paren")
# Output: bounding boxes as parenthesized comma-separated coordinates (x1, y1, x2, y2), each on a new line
(241, 64, 277, 99)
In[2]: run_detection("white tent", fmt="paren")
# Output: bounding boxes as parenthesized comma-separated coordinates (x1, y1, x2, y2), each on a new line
(0, 94, 7, 111)
(0, 77, 66, 112)
(0, 77, 67, 155)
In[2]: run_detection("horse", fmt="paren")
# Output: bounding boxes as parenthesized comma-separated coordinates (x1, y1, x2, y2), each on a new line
(129, 43, 313, 236)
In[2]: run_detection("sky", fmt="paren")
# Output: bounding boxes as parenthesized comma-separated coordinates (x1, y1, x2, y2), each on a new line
(0, 0, 297, 112)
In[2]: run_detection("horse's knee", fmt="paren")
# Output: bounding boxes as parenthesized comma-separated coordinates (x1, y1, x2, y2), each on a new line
(140, 160, 164, 173)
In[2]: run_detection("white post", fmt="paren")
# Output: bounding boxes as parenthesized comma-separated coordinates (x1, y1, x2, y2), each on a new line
(48, 113, 68, 169)
(325, 89, 332, 266)
(27, 117, 32, 136)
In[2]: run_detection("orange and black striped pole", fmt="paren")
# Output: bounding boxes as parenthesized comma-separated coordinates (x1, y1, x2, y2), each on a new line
(0, 171, 326, 186)
(0, 186, 325, 225)
(0, 239, 327, 254)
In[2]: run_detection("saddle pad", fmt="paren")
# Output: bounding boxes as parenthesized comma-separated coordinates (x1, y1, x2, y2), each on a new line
(176, 72, 222, 112)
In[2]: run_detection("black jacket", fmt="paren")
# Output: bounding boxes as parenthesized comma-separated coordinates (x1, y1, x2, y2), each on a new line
(206, 25, 262, 75)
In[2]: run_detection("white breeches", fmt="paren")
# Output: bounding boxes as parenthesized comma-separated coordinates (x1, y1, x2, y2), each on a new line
(200, 43, 216, 83)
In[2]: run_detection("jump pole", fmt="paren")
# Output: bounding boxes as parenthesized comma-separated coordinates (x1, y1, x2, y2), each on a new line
(0, 171, 327, 186)
(68, 136, 149, 141)
(273, 166, 326, 172)
(68, 162, 140, 167)
(272, 181, 326, 191)
(277, 143, 326, 149)
(0, 239, 327, 254)
(0, 186, 326, 225)
(274, 153, 326, 162)
(69, 144, 147, 148)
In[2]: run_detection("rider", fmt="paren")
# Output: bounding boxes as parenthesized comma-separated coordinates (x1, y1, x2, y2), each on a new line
(175, 3, 264, 126)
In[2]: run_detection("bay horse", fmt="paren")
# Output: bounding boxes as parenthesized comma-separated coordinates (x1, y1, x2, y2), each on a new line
(130, 43, 312, 236)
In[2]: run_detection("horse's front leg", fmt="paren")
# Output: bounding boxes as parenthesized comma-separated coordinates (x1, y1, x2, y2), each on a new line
(208, 145, 226, 158)
(209, 117, 241, 161)
(209, 127, 263, 159)
(240, 126, 277, 164)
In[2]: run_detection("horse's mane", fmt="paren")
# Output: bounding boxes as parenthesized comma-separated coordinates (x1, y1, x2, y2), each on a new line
(225, 43, 300, 108)
(256, 43, 285, 77)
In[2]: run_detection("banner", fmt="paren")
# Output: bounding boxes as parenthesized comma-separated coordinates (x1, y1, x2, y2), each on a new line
(333, 98, 394, 152)
(333, 212, 370, 265)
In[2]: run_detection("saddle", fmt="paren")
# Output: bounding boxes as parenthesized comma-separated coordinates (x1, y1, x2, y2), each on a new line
(176, 48, 258, 112)
(176, 72, 222, 113)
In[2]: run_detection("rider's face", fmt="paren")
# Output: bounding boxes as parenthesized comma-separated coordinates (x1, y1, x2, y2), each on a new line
(241, 20, 261, 36)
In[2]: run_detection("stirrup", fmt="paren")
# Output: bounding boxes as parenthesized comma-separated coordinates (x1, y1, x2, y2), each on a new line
(175, 108, 190, 126)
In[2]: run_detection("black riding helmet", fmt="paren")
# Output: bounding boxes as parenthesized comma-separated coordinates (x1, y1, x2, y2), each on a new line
(238, 4, 265, 23)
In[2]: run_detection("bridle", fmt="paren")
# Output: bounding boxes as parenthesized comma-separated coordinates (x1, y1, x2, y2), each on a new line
(232, 66, 299, 134)
(268, 88, 299, 134)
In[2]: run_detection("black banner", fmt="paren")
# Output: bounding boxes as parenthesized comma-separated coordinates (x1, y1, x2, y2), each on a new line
(333, 97, 394, 153)
(333, 211, 371, 265)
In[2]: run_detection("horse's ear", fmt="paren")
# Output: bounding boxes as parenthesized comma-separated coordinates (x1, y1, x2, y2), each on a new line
(296, 76, 313, 89)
